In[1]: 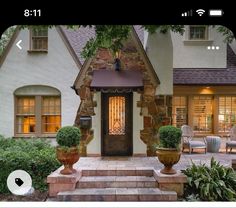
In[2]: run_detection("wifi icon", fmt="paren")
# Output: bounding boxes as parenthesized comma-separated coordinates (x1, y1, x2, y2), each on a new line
(196, 9, 205, 16)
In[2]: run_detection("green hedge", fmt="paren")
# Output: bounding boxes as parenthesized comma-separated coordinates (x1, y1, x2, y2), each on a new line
(0, 137, 60, 193)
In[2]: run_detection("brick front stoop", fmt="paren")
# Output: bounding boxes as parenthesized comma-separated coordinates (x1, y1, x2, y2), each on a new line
(153, 170, 187, 197)
(47, 166, 82, 197)
(47, 166, 187, 201)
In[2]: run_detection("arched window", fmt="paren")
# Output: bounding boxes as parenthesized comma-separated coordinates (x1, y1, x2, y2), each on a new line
(14, 85, 61, 137)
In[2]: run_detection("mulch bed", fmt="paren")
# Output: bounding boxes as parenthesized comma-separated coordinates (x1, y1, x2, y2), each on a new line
(0, 190, 48, 201)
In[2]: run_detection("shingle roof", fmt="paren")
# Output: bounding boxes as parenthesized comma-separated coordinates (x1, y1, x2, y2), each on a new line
(173, 45, 236, 85)
(173, 68, 236, 85)
(227, 44, 236, 68)
(61, 25, 144, 65)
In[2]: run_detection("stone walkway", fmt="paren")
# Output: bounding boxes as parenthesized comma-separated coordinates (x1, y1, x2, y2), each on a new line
(74, 152, 236, 171)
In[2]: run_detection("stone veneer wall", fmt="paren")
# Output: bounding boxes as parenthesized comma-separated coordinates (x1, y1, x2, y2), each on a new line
(74, 38, 172, 156)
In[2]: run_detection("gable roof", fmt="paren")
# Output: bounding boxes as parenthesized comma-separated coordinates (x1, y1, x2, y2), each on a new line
(61, 25, 145, 65)
(0, 26, 82, 69)
(173, 45, 236, 85)
(227, 44, 236, 68)
(72, 26, 160, 90)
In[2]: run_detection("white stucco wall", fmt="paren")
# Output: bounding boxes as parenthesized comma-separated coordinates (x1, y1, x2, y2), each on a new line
(87, 92, 101, 155)
(146, 31, 173, 95)
(0, 28, 80, 137)
(172, 26, 227, 68)
(133, 92, 146, 154)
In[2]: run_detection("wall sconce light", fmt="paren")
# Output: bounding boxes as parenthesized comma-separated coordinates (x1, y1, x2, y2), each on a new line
(114, 58, 121, 71)
(114, 50, 121, 71)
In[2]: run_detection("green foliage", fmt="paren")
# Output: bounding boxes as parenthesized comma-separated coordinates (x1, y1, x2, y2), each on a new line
(81, 25, 132, 58)
(158, 125, 182, 149)
(0, 26, 16, 56)
(56, 126, 81, 147)
(182, 157, 236, 201)
(143, 25, 185, 35)
(217, 26, 235, 43)
(0, 137, 60, 193)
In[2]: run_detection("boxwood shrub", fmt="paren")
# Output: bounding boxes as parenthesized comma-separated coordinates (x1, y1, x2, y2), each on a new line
(158, 125, 182, 149)
(56, 126, 81, 147)
(0, 137, 60, 193)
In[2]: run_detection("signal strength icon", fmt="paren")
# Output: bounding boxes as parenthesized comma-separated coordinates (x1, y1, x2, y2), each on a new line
(196, 9, 205, 16)
(181, 10, 193, 17)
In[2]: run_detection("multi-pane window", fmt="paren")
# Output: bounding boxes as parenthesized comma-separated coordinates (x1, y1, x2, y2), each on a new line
(189, 26, 208, 40)
(16, 97, 36, 134)
(172, 96, 187, 128)
(42, 97, 61, 133)
(218, 96, 236, 133)
(15, 96, 61, 135)
(193, 96, 213, 133)
(30, 28, 48, 51)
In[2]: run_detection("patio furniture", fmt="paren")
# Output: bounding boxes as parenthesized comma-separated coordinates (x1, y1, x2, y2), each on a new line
(205, 136, 221, 153)
(226, 125, 236, 153)
(181, 125, 207, 154)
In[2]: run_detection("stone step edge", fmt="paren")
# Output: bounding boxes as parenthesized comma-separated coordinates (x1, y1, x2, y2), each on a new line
(81, 169, 154, 176)
(79, 176, 156, 182)
(58, 188, 177, 196)
(57, 188, 177, 201)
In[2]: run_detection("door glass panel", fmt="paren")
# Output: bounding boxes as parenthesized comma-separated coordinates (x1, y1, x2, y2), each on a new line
(218, 96, 236, 132)
(172, 96, 187, 128)
(193, 96, 213, 133)
(109, 96, 125, 135)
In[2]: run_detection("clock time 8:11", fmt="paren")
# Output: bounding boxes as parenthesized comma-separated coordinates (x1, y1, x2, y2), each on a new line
(24, 9, 41, 17)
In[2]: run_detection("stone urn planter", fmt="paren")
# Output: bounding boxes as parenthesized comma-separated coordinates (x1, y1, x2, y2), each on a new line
(155, 125, 182, 175)
(56, 126, 81, 175)
(56, 146, 80, 175)
(156, 148, 181, 174)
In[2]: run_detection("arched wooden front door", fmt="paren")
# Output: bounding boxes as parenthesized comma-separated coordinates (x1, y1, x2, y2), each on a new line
(101, 93, 133, 156)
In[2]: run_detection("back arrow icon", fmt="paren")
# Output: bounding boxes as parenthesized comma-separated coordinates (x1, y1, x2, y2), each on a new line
(16, 40, 22, 50)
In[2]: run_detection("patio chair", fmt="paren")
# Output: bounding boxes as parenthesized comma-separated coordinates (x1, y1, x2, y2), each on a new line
(181, 125, 207, 154)
(226, 125, 236, 153)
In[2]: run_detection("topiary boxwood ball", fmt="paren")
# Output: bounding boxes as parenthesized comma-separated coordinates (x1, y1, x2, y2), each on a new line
(56, 126, 81, 147)
(159, 125, 182, 149)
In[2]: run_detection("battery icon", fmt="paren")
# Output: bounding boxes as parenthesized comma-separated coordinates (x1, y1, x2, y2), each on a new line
(209, 9, 223, 16)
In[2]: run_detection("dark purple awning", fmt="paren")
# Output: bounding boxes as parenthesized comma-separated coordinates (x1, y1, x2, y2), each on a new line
(90, 69, 143, 89)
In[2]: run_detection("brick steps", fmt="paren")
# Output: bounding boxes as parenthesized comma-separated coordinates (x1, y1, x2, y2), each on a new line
(77, 176, 157, 188)
(56, 168, 178, 201)
(57, 188, 177, 201)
